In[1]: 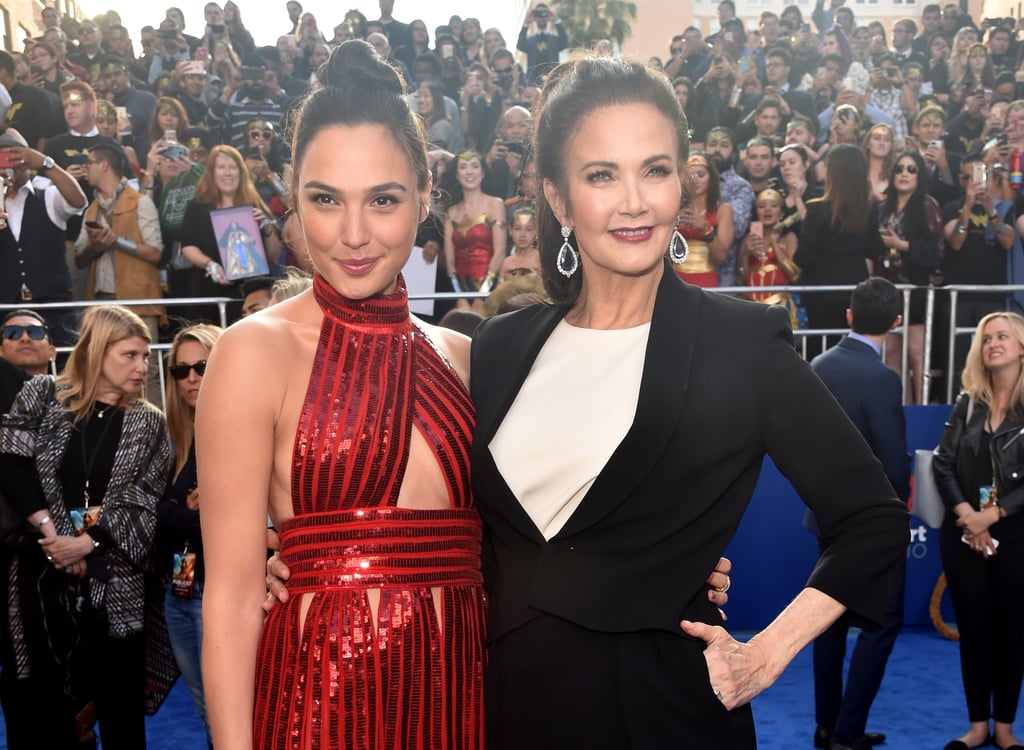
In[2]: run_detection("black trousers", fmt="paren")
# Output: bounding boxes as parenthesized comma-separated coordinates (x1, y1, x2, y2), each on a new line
(940, 516, 1024, 723)
(486, 615, 757, 749)
(83, 619, 146, 750)
(0, 673, 93, 749)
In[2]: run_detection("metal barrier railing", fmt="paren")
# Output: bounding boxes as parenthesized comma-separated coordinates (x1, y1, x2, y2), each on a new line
(5, 284, 1024, 408)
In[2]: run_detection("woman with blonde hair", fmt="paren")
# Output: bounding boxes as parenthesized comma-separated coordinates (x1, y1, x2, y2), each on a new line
(180, 145, 282, 319)
(0, 304, 172, 748)
(861, 122, 896, 202)
(948, 27, 980, 87)
(1005, 100, 1024, 155)
(96, 99, 140, 174)
(740, 187, 802, 326)
(951, 43, 995, 111)
(157, 323, 224, 748)
(933, 311, 1024, 750)
(269, 268, 313, 304)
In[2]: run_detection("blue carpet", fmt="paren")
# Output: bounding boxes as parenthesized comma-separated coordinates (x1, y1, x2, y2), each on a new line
(0, 625, 1011, 748)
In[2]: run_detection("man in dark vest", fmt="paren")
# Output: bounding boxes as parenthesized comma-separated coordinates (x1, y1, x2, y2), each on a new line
(0, 130, 86, 345)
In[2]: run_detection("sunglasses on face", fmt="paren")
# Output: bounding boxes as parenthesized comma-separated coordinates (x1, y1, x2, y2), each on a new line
(169, 360, 207, 379)
(248, 129, 273, 141)
(2, 324, 47, 341)
(894, 163, 918, 175)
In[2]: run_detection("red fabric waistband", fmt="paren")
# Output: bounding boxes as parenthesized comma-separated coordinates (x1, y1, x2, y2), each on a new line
(279, 508, 483, 591)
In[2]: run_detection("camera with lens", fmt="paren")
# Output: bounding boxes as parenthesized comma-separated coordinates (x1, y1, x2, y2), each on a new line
(497, 72, 514, 89)
(532, 8, 548, 19)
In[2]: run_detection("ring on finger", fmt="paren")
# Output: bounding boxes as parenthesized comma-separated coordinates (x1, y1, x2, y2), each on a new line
(714, 575, 731, 594)
(713, 689, 724, 701)
(46, 554, 53, 561)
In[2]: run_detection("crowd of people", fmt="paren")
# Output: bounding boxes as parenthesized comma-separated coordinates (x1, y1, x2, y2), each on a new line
(0, 0, 1020, 749)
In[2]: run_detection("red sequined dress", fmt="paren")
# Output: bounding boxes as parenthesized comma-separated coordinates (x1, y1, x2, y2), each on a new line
(452, 212, 494, 291)
(254, 274, 486, 750)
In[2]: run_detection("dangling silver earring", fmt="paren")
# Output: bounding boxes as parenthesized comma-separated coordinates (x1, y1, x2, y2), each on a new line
(557, 225, 579, 278)
(669, 220, 688, 264)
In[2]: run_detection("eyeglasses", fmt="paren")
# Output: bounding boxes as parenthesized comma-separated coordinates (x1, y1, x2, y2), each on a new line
(2, 324, 47, 341)
(169, 360, 207, 379)
(492, 66, 513, 74)
(894, 163, 918, 174)
(248, 129, 274, 141)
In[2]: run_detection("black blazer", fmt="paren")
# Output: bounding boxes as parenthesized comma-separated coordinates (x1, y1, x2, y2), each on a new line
(471, 263, 909, 643)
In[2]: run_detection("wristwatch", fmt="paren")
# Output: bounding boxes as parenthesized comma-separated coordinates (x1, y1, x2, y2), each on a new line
(38, 155, 55, 172)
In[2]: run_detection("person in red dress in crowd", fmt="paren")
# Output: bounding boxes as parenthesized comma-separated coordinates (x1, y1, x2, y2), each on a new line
(672, 152, 734, 287)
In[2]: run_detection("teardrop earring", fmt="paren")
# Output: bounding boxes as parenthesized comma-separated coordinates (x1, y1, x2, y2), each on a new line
(557, 225, 579, 277)
(669, 219, 688, 264)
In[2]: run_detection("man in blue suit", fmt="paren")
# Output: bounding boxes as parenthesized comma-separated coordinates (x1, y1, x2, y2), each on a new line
(809, 277, 912, 750)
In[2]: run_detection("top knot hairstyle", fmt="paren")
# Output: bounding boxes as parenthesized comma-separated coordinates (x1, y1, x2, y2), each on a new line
(288, 40, 430, 195)
(534, 57, 690, 307)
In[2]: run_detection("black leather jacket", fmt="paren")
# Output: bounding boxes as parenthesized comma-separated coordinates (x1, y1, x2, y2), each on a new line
(934, 393, 1024, 519)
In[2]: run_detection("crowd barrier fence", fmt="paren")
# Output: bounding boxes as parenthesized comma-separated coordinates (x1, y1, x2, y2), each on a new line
(4, 283, 1022, 412)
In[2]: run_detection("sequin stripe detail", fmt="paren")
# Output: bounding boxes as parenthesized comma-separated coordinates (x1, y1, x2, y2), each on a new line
(292, 312, 414, 511)
(413, 349, 475, 507)
(280, 511, 483, 591)
(254, 584, 486, 750)
(293, 274, 417, 513)
(439, 585, 487, 749)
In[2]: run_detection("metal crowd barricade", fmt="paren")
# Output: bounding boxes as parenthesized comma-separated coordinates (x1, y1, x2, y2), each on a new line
(7, 285, 1024, 409)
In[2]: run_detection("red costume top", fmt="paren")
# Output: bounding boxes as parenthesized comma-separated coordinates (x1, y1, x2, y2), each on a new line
(745, 244, 788, 303)
(254, 274, 486, 750)
(452, 213, 494, 290)
(673, 211, 719, 288)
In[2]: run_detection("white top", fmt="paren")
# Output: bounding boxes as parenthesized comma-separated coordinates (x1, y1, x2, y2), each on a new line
(490, 319, 649, 540)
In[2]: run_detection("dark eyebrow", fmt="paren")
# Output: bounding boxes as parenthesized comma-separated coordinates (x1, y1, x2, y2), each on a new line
(580, 154, 674, 171)
(302, 180, 409, 195)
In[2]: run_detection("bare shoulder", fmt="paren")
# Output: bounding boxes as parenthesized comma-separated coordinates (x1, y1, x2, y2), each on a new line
(416, 318, 471, 387)
(487, 195, 507, 220)
(205, 290, 320, 400)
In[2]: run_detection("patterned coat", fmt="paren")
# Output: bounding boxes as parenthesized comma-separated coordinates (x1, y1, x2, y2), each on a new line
(0, 375, 171, 637)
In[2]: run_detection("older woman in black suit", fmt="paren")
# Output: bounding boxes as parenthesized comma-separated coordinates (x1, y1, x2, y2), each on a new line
(262, 54, 907, 749)
(471, 57, 908, 748)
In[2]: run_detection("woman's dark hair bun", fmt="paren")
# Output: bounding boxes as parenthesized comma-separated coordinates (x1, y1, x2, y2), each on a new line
(317, 39, 406, 96)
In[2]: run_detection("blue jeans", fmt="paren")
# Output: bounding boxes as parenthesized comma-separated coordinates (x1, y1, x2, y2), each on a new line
(164, 583, 212, 748)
